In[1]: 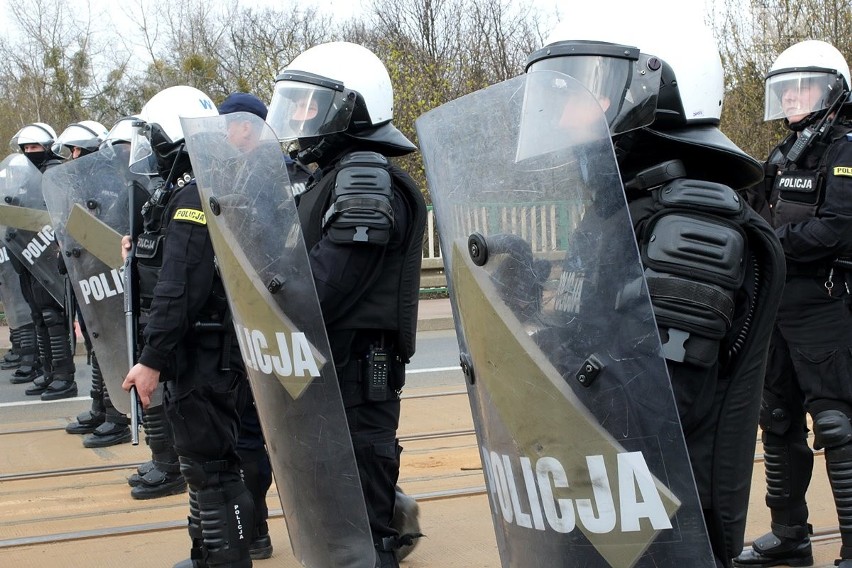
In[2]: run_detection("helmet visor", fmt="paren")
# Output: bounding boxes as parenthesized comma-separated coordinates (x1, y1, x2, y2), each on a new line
(527, 43, 661, 134)
(51, 124, 100, 159)
(128, 120, 157, 175)
(267, 77, 356, 141)
(9, 124, 54, 153)
(764, 69, 845, 121)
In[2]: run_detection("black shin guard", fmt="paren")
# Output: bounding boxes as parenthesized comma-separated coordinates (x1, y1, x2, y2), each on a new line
(763, 431, 813, 530)
(814, 410, 852, 560)
(197, 482, 254, 567)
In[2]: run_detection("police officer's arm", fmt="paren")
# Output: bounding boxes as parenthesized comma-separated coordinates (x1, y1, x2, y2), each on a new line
(138, 188, 215, 372)
(776, 140, 852, 262)
(309, 188, 409, 324)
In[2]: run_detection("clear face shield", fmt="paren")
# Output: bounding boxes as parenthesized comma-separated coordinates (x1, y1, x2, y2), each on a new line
(51, 124, 98, 159)
(267, 71, 357, 142)
(9, 124, 53, 153)
(128, 120, 158, 175)
(764, 69, 846, 122)
(526, 42, 662, 135)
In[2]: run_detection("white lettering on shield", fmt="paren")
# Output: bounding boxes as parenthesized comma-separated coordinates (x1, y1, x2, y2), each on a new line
(234, 324, 320, 378)
(78, 268, 124, 305)
(21, 224, 55, 265)
(480, 446, 672, 534)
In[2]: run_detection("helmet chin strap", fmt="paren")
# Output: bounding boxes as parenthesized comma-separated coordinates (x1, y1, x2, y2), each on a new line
(296, 133, 346, 168)
(785, 108, 827, 132)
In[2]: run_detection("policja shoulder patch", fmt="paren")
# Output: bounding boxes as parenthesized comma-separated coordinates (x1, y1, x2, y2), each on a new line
(173, 208, 207, 225)
(834, 166, 852, 178)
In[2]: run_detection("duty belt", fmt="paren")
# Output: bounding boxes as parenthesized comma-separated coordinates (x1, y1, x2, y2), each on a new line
(785, 263, 832, 278)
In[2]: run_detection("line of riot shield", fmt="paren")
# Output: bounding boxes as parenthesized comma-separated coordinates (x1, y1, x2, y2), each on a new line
(182, 113, 374, 568)
(414, 72, 715, 567)
(42, 147, 152, 415)
(0, 154, 66, 304)
(0, 243, 33, 329)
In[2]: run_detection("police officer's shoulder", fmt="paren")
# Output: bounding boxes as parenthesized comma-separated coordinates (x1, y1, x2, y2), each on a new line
(170, 181, 207, 227)
(324, 151, 394, 245)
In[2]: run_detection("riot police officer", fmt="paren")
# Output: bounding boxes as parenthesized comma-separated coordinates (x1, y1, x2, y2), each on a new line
(8, 122, 79, 401)
(735, 40, 852, 568)
(214, 90, 276, 561)
(525, 15, 785, 567)
(53, 120, 134, 447)
(121, 86, 255, 567)
(267, 41, 427, 568)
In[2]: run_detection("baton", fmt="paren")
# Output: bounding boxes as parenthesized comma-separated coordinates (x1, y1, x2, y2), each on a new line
(124, 182, 142, 445)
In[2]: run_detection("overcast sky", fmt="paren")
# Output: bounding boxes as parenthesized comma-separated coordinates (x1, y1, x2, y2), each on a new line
(0, 0, 713, 46)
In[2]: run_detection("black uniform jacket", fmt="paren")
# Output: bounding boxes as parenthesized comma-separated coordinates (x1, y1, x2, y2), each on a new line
(138, 181, 218, 373)
(776, 131, 852, 262)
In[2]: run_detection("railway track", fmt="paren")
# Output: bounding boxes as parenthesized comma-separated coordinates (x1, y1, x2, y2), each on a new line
(0, 384, 845, 566)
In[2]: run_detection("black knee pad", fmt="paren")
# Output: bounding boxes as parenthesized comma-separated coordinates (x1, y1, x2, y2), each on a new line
(813, 409, 852, 452)
(759, 394, 793, 437)
(41, 308, 65, 328)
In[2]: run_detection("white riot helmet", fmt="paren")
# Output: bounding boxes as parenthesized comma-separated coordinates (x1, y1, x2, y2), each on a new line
(9, 122, 56, 152)
(528, 14, 724, 133)
(764, 40, 851, 127)
(52, 120, 109, 159)
(267, 42, 416, 165)
(268, 42, 393, 142)
(526, 22, 663, 134)
(103, 115, 142, 147)
(129, 85, 218, 180)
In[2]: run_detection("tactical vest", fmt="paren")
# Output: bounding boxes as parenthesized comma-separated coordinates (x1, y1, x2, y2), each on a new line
(135, 176, 228, 322)
(769, 126, 852, 227)
(297, 152, 426, 362)
(135, 181, 173, 313)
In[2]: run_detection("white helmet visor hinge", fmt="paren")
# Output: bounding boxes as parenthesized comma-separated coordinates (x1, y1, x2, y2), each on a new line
(764, 67, 849, 122)
(268, 71, 358, 141)
(526, 41, 662, 134)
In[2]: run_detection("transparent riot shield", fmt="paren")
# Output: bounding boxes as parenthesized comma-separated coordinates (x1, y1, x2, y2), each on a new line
(0, 154, 65, 303)
(0, 243, 33, 329)
(41, 148, 150, 415)
(415, 72, 715, 567)
(182, 113, 374, 568)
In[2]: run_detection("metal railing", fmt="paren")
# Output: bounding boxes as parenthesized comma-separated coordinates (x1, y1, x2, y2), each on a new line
(422, 201, 585, 262)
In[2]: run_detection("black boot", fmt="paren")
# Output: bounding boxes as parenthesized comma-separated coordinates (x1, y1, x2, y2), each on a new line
(83, 420, 131, 447)
(131, 404, 187, 499)
(733, 529, 813, 567)
(1, 326, 23, 369)
(67, 356, 106, 434)
(734, 425, 814, 567)
(130, 464, 187, 499)
(10, 323, 41, 381)
(392, 487, 422, 562)
(82, 380, 130, 446)
(24, 321, 51, 393)
(41, 372, 78, 401)
(25, 371, 52, 395)
(128, 460, 155, 487)
(40, 309, 76, 401)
